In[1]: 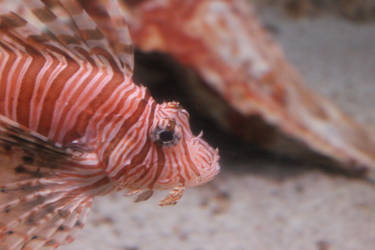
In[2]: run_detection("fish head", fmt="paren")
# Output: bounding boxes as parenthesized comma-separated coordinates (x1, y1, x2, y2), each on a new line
(150, 102, 220, 189)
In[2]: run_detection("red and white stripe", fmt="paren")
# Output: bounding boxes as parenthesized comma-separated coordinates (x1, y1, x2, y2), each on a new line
(0, 0, 219, 193)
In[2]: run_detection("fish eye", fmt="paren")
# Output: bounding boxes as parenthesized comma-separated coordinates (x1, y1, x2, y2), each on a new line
(152, 127, 180, 146)
(159, 130, 174, 143)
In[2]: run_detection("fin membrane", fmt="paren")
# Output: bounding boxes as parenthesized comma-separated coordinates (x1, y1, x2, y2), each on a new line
(0, 115, 100, 249)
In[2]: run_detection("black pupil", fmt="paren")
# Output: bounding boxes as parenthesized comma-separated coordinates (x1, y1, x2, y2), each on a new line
(159, 130, 174, 143)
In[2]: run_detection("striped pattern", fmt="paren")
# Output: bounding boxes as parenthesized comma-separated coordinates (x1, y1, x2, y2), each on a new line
(0, 0, 219, 192)
(0, 0, 219, 248)
(0, 115, 110, 249)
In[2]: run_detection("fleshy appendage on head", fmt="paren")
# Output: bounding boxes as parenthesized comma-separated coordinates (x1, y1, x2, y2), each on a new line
(121, 101, 220, 206)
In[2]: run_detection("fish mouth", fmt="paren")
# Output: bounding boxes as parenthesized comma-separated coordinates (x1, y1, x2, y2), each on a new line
(201, 147, 220, 182)
(186, 135, 221, 187)
(200, 159, 220, 185)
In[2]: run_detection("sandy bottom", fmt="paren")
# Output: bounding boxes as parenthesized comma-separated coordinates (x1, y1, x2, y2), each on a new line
(64, 7, 375, 250)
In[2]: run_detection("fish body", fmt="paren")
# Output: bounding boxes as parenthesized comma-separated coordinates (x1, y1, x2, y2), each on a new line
(0, 0, 220, 249)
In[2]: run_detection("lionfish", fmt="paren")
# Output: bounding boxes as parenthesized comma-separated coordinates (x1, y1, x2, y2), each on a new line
(0, 0, 220, 248)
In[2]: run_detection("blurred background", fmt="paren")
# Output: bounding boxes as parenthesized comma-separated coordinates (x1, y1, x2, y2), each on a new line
(64, 1, 375, 250)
